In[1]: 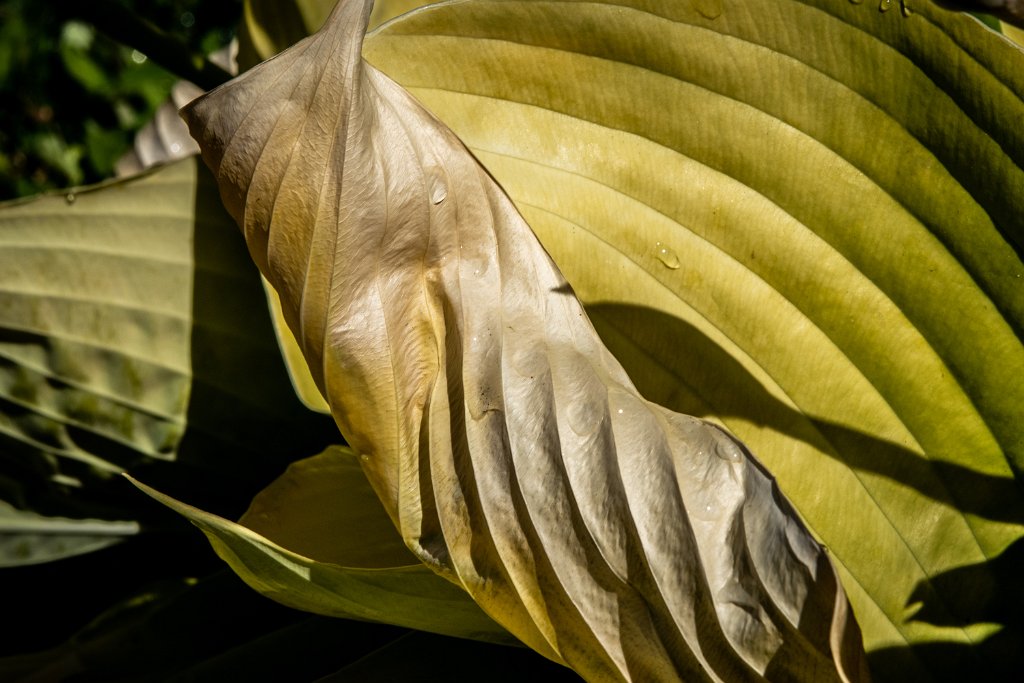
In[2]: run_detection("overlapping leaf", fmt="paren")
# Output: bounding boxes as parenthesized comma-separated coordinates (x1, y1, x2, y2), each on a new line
(129, 447, 517, 644)
(182, 0, 868, 680)
(0, 158, 336, 519)
(0, 500, 138, 567)
(356, 0, 1024, 678)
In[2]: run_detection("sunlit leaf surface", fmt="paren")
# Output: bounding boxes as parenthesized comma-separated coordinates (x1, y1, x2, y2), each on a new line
(183, 0, 869, 679)
(356, 0, 1024, 678)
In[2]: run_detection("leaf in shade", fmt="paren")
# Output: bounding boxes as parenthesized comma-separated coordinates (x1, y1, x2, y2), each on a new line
(181, 0, 868, 680)
(0, 500, 138, 567)
(126, 448, 518, 646)
(359, 1, 1024, 679)
(0, 158, 336, 519)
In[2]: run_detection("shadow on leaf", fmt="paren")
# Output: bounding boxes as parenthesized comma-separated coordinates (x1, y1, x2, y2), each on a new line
(586, 302, 1024, 682)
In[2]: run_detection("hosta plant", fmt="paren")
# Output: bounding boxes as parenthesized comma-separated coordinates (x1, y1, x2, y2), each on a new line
(1, 0, 1022, 681)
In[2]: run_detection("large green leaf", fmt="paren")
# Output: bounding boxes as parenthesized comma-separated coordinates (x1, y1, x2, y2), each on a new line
(0, 158, 337, 520)
(355, 0, 1024, 678)
(128, 446, 518, 646)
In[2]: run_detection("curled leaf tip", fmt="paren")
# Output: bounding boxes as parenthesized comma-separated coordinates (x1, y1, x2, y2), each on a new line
(181, 0, 869, 679)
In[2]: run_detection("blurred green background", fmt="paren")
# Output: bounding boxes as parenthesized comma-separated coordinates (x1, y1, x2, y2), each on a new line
(0, 0, 238, 200)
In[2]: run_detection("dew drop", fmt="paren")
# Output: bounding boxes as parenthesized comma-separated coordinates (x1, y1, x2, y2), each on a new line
(359, 453, 370, 462)
(692, 500, 716, 521)
(430, 177, 448, 204)
(714, 439, 743, 463)
(566, 398, 602, 437)
(466, 260, 489, 279)
(899, 0, 912, 15)
(170, 142, 182, 154)
(878, 0, 892, 12)
(694, 0, 722, 19)
(848, 0, 863, 4)
(510, 345, 547, 378)
(655, 242, 681, 270)
(64, 193, 76, 205)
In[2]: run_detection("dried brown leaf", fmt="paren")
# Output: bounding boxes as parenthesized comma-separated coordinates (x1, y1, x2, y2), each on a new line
(181, 0, 868, 680)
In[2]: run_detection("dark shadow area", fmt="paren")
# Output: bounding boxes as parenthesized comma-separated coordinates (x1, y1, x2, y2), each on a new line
(868, 536, 1019, 679)
(318, 630, 582, 682)
(889, 536, 1024, 681)
(0, 566, 412, 683)
(586, 302, 1024, 681)
(587, 303, 1024, 524)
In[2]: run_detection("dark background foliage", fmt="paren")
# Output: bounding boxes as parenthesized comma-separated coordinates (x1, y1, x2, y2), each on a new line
(0, 0, 238, 200)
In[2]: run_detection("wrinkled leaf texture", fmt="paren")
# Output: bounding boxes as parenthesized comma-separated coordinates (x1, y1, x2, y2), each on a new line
(354, 1, 1024, 678)
(183, 0, 868, 680)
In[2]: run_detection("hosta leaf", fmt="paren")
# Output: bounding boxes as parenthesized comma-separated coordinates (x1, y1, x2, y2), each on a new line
(357, 0, 1024, 679)
(0, 500, 138, 567)
(0, 158, 336, 518)
(114, 81, 204, 177)
(115, 43, 239, 178)
(265, 281, 332, 413)
(127, 447, 517, 645)
(182, 0, 868, 680)
(238, 0, 432, 70)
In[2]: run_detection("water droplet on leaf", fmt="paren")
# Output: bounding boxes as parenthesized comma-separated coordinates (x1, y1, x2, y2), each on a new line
(694, 0, 722, 19)
(65, 193, 76, 205)
(430, 177, 447, 204)
(878, 0, 892, 12)
(655, 242, 681, 269)
(714, 439, 743, 463)
(692, 501, 716, 521)
(510, 345, 547, 378)
(567, 398, 603, 437)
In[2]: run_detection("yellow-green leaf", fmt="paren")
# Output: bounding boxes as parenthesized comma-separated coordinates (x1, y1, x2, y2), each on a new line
(127, 447, 517, 644)
(360, 0, 1024, 679)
